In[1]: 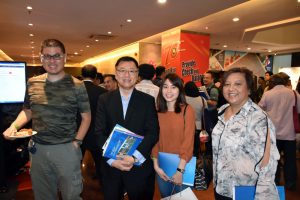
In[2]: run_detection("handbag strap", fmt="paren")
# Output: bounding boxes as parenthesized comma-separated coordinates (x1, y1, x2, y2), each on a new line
(183, 104, 188, 129)
(200, 97, 206, 130)
(293, 90, 297, 107)
(168, 183, 183, 200)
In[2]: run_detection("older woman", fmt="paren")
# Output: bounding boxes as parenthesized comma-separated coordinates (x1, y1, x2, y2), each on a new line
(212, 67, 280, 200)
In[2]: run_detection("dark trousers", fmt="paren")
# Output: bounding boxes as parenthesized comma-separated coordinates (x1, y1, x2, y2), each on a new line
(275, 139, 297, 188)
(81, 147, 102, 184)
(193, 130, 200, 158)
(101, 161, 155, 200)
(0, 137, 6, 186)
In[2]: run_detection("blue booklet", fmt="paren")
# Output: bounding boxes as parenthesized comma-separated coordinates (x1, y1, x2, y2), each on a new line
(102, 124, 144, 160)
(158, 152, 196, 186)
(233, 186, 285, 200)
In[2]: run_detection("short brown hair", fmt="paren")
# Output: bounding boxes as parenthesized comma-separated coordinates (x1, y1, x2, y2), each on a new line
(41, 39, 65, 54)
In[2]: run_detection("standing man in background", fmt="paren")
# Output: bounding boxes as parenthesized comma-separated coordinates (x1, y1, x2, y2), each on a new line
(259, 73, 300, 191)
(80, 65, 107, 183)
(3, 39, 91, 200)
(95, 56, 159, 200)
(135, 63, 159, 102)
(152, 66, 166, 87)
(264, 71, 273, 92)
(203, 71, 219, 110)
(202, 70, 219, 155)
(103, 74, 118, 91)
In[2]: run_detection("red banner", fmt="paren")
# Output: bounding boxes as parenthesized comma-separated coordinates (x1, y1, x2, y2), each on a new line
(161, 30, 209, 85)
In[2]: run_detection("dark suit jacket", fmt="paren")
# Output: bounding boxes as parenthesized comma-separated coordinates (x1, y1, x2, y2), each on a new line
(95, 88, 159, 178)
(81, 80, 107, 150)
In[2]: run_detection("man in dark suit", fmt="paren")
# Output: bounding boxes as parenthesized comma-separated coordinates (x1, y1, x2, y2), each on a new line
(80, 65, 107, 182)
(95, 56, 159, 200)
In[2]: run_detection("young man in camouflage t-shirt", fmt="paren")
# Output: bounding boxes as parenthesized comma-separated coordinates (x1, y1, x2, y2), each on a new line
(3, 39, 91, 200)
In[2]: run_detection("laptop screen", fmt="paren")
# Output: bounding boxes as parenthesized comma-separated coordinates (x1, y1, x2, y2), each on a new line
(0, 61, 26, 103)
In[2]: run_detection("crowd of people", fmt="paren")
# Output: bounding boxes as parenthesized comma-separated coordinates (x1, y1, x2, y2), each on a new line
(1, 38, 300, 200)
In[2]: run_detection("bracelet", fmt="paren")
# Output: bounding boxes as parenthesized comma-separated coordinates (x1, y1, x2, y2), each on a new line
(12, 123, 19, 130)
(177, 168, 185, 174)
(73, 138, 83, 145)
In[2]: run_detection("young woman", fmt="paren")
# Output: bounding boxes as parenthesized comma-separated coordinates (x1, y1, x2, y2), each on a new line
(152, 73, 195, 198)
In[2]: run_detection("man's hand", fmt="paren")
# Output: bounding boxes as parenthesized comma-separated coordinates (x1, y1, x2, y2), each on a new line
(111, 155, 134, 171)
(3, 125, 17, 140)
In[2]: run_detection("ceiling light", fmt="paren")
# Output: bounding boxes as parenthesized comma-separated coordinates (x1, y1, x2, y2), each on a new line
(74, 52, 78, 55)
(298, 0, 300, 3)
(223, 45, 228, 48)
(247, 47, 251, 50)
(30, 41, 34, 44)
(29, 33, 34, 37)
(107, 31, 112, 34)
(158, 0, 167, 4)
(26, 6, 32, 10)
(232, 17, 240, 22)
(268, 50, 272, 52)
(86, 45, 90, 48)
(95, 39, 99, 42)
(126, 19, 132, 23)
(28, 23, 33, 26)
(80, 49, 83, 52)
(31, 46, 35, 49)
(205, 26, 208, 30)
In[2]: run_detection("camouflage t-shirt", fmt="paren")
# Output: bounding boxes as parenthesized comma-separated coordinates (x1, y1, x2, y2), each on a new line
(24, 73, 90, 144)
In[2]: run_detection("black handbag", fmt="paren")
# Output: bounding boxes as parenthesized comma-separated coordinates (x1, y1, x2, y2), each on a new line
(194, 153, 212, 190)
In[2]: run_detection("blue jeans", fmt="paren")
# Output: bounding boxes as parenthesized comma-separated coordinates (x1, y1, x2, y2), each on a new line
(157, 174, 189, 198)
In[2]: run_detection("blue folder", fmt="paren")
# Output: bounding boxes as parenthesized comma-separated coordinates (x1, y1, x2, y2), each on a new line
(234, 186, 285, 200)
(158, 152, 196, 186)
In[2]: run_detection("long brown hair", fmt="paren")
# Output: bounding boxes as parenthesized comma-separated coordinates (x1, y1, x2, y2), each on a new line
(157, 73, 187, 113)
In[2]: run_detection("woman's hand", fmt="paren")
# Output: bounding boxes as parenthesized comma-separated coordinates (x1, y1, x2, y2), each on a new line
(171, 171, 183, 185)
(154, 165, 170, 181)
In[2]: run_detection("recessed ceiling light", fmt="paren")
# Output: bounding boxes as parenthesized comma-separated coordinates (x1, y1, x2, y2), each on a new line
(274, 53, 277, 55)
(95, 39, 99, 42)
(158, 0, 167, 4)
(80, 49, 83, 52)
(31, 46, 35, 49)
(223, 45, 228, 48)
(205, 26, 208, 30)
(29, 33, 34, 37)
(247, 47, 251, 50)
(26, 6, 33, 10)
(107, 31, 112, 34)
(126, 19, 132, 23)
(232, 17, 240, 22)
(268, 50, 272, 52)
(86, 45, 90, 48)
(30, 41, 34, 44)
(74, 52, 78, 55)
(28, 23, 33, 26)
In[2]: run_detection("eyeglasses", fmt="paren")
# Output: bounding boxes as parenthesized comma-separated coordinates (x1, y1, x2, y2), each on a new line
(116, 69, 138, 76)
(41, 54, 64, 61)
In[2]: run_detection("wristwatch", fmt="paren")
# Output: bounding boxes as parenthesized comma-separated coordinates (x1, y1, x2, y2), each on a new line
(177, 168, 185, 174)
(132, 155, 138, 163)
(73, 138, 83, 146)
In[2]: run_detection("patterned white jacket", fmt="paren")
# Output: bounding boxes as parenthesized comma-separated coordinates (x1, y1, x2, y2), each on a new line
(212, 99, 280, 199)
